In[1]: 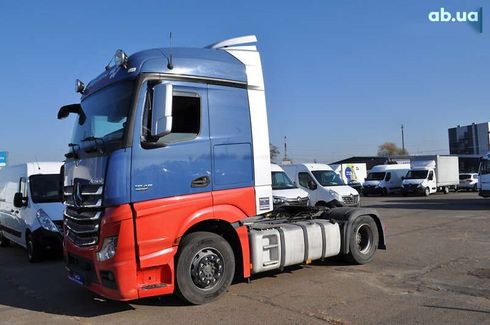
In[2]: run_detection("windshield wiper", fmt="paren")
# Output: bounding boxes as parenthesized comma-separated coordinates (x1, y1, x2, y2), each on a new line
(65, 143, 80, 159)
(81, 136, 106, 154)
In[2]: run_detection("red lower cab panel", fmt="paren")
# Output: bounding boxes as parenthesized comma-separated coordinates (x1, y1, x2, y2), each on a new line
(64, 187, 256, 300)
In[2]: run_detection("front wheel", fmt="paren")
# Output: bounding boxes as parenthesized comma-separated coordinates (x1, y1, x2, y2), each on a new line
(0, 231, 10, 247)
(26, 233, 43, 263)
(473, 184, 478, 192)
(175, 232, 235, 305)
(424, 187, 430, 197)
(345, 215, 379, 264)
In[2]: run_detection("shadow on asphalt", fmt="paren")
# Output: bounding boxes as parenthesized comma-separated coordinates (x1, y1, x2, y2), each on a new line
(364, 196, 489, 211)
(0, 245, 136, 317)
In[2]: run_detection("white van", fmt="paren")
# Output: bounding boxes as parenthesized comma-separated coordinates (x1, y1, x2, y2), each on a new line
(271, 164, 309, 208)
(363, 164, 410, 196)
(282, 163, 360, 207)
(0, 162, 64, 262)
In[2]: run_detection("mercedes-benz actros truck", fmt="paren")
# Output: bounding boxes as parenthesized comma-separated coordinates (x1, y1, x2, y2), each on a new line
(57, 35, 386, 305)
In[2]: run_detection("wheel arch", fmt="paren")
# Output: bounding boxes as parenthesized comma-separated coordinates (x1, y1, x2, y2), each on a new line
(178, 218, 245, 280)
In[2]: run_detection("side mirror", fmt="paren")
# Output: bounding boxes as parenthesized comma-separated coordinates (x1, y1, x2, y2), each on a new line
(151, 83, 173, 138)
(308, 180, 317, 190)
(13, 192, 27, 208)
(57, 104, 86, 125)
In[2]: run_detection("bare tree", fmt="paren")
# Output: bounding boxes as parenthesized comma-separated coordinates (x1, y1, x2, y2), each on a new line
(270, 143, 280, 163)
(377, 142, 409, 156)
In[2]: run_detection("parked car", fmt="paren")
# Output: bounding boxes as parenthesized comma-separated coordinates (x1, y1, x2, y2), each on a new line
(282, 163, 360, 207)
(363, 164, 410, 196)
(271, 164, 309, 207)
(458, 173, 479, 191)
(0, 162, 64, 262)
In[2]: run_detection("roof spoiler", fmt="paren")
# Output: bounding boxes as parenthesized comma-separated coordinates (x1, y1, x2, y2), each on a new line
(205, 35, 257, 50)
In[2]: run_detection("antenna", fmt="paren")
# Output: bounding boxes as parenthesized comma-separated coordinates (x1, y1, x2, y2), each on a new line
(167, 32, 173, 70)
(34, 157, 41, 171)
(282, 136, 292, 165)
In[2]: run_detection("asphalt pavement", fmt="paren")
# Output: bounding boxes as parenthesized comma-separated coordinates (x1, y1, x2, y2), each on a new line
(0, 192, 489, 324)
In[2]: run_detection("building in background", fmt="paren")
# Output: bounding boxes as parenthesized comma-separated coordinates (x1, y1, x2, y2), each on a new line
(448, 122, 490, 155)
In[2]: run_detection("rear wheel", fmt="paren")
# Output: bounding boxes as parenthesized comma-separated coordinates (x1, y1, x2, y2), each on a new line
(443, 186, 449, 194)
(345, 215, 379, 264)
(175, 232, 235, 305)
(0, 231, 10, 247)
(26, 233, 43, 263)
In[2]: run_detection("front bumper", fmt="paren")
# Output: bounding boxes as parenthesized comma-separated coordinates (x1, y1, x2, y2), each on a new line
(64, 204, 175, 301)
(458, 183, 477, 189)
(479, 190, 490, 198)
(401, 185, 424, 194)
(363, 186, 384, 195)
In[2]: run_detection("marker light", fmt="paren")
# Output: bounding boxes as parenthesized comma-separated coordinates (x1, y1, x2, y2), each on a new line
(75, 79, 85, 93)
(114, 49, 128, 67)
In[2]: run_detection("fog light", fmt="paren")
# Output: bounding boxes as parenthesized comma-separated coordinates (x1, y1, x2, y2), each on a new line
(96, 237, 118, 262)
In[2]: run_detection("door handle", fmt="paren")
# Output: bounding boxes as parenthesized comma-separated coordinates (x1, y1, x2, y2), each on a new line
(191, 176, 210, 188)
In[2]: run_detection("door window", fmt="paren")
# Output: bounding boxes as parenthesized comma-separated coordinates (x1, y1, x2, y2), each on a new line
(428, 171, 434, 180)
(298, 172, 314, 188)
(385, 172, 392, 182)
(142, 84, 201, 146)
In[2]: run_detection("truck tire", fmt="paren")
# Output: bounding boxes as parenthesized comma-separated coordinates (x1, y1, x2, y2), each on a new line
(345, 215, 378, 265)
(443, 186, 449, 194)
(0, 231, 10, 247)
(26, 233, 43, 263)
(175, 232, 235, 305)
(424, 187, 430, 197)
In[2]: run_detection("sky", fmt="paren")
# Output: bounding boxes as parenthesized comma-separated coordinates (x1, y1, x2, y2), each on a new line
(0, 0, 488, 165)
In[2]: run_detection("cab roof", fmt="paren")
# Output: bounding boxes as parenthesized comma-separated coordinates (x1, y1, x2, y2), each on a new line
(83, 47, 247, 98)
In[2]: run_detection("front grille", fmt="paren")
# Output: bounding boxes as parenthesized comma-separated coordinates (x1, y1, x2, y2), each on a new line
(342, 194, 359, 205)
(285, 197, 309, 206)
(404, 184, 419, 191)
(63, 183, 104, 247)
(64, 184, 103, 208)
(64, 207, 102, 246)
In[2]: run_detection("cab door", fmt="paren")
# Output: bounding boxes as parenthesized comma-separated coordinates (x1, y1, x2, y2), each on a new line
(130, 80, 212, 268)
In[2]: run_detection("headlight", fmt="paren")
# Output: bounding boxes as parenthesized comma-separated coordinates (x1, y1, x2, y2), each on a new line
(36, 209, 59, 232)
(96, 237, 118, 262)
(273, 196, 286, 205)
(328, 189, 341, 201)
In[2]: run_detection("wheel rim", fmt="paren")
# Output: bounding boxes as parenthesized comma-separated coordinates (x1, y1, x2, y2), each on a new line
(425, 188, 430, 196)
(190, 247, 224, 290)
(356, 224, 373, 255)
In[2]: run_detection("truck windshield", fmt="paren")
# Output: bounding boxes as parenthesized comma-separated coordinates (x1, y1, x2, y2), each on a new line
(311, 170, 344, 186)
(271, 171, 296, 190)
(71, 80, 135, 150)
(405, 170, 428, 179)
(366, 172, 385, 181)
(29, 174, 61, 203)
